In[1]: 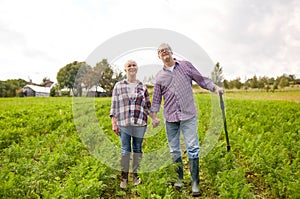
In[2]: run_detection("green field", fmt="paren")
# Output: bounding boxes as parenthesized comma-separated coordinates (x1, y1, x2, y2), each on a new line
(1, 91, 300, 198)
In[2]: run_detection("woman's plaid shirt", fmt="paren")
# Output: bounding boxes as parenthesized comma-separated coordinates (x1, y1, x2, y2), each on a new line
(110, 80, 151, 126)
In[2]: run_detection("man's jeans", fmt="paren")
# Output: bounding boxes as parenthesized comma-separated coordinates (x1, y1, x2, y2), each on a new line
(119, 125, 146, 156)
(165, 116, 200, 160)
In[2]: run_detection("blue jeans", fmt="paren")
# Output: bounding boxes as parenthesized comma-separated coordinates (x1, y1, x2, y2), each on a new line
(165, 116, 200, 160)
(119, 125, 147, 156)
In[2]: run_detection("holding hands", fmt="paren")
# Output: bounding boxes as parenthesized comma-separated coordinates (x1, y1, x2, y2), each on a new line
(150, 112, 160, 128)
(152, 118, 160, 128)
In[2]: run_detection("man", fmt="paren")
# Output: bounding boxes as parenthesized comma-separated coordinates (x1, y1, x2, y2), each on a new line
(151, 43, 224, 196)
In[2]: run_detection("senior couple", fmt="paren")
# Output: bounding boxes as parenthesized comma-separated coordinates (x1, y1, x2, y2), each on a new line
(110, 43, 224, 197)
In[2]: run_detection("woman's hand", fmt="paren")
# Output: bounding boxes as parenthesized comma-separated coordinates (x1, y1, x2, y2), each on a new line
(111, 117, 119, 135)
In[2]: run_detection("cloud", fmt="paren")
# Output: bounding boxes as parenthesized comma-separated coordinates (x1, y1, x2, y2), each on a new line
(0, 0, 299, 83)
(210, 0, 300, 79)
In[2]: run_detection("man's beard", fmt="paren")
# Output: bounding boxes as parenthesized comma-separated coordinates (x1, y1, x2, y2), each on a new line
(162, 55, 171, 62)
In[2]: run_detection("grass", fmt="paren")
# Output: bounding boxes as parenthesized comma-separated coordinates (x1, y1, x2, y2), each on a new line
(224, 90, 300, 102)
(190, 86, 300, 102)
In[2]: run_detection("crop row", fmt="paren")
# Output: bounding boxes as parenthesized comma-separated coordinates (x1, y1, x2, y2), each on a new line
(0, 95, 299, 198)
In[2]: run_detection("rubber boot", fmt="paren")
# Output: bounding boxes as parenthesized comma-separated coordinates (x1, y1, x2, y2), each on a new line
(189, 158, 200, 197)
(132, 152, 143, 186)
(174, 157, 184, 189)
(120, 155, 130, 189)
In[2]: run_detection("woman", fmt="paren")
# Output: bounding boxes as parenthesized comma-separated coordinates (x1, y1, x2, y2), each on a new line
(110, 60, 151, 189)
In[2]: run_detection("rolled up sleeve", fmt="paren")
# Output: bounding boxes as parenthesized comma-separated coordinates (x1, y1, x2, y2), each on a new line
(151, 83, 162, 113)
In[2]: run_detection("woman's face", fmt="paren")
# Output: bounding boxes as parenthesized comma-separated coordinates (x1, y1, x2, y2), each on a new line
(125, 61, 138, 76)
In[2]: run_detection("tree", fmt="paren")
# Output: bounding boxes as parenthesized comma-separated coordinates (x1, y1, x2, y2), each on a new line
(278, 76, 289, 89)
(223, 80, 229, 89)
(257, 76, 269, 89)
(0, 79, 27, 97)
(249, 75, 258, 88)
(273, 80, 279, 90)
(81, 65, 96, 92)
(50, 84, 60, 97)
(268, 77, 275, 85)
(232, 77, 242, 89)
(228, 80, 234, 89)
(57, 61, 90, 96)
(42, 77, 50, 84)
(211, 62, 223, 86)
(56, 59, 124, 97)
(244, 80, 250, 91)
(288, 74, 296, 85)
(94, 59, 124, 96)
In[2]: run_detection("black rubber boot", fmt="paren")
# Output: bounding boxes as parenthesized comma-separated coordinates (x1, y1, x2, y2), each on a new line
(189, 158, 200, 197)
(174, 156, 184, 189)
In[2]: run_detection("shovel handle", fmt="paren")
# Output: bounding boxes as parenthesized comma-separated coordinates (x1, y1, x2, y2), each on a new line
(219, 93, 230, 152)
(219, 93, 225, 110)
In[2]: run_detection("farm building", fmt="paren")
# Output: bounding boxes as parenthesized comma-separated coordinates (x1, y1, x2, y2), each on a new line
(22, 85, 51, 97)
(84, 85, 106, 97)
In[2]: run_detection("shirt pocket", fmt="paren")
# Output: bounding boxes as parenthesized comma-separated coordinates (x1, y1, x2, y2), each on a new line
(135, 91, 146, 107)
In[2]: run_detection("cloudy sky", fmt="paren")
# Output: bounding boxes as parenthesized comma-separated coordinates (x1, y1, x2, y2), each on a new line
(1, 0, 299, 83)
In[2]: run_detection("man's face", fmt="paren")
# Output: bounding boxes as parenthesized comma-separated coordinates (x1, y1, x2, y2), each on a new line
(158, 46, 173, 62)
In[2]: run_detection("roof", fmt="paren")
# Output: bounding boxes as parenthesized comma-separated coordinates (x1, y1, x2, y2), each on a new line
(23, 84, 51, 93)
(89, 85, 105, 92)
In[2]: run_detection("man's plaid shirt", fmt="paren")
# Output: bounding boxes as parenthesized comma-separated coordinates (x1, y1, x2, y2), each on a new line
(110, 80, 151, 126)
(151, 59, 216, 122)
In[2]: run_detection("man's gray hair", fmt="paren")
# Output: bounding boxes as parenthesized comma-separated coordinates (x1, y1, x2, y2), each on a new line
(157, 43, 173, 53)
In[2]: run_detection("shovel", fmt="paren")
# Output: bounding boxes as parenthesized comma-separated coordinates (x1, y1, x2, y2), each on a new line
(219, 93, 230, 152)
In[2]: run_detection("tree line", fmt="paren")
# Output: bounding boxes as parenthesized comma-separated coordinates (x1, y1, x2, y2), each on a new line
(212, 62, 299, 91)
(0, 61, 299, 97)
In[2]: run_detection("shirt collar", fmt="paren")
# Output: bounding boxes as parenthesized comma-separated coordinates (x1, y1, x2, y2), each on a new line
(163, 58, 179, 71)
(123, 79, 141, 85)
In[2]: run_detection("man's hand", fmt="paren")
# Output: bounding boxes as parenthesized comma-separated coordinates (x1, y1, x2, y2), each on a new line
(214, 86, 225, 95)
(152, 118, 160, 128)
(150, 112, 160, 128)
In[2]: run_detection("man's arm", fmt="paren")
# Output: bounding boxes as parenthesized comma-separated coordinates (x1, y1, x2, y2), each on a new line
(150, 83, 162, 128)
(149, 112, 160, 128)
(188, 61, 224, 94)
(151, 83, 163, 113)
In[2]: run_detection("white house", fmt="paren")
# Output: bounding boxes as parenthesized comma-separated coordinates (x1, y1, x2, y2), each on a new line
(22, 85, 51, 97)
(83, 85, 106, 97)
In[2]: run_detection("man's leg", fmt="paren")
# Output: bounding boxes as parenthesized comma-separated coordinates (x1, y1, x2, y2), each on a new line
(181, 117, 201, 196)
(165, 121, 183, 188)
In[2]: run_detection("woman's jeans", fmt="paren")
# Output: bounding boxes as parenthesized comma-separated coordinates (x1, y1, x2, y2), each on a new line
(119, 125, 146, 179)
(165, 116, 200, 161)
(119, 125, 146, 156)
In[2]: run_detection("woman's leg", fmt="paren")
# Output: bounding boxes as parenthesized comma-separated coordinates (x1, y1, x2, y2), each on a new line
(118, 126, 132, 188)
(132, 126, 146, 185)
